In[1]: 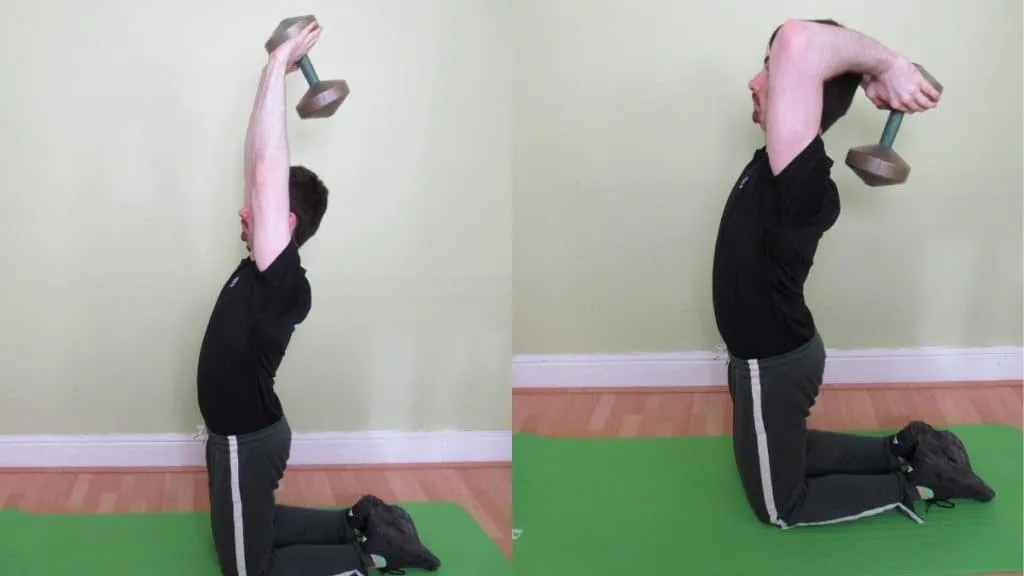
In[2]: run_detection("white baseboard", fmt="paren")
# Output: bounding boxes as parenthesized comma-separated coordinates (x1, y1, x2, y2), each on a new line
(0, 429, 511, 469)
(512, 346, 1024, 389)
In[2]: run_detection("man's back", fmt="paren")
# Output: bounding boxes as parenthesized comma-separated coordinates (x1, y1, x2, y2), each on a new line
(711, 136, 840, 360)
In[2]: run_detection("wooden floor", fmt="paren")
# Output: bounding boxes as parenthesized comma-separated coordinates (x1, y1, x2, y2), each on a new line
(513, 381, 1024, 436)
(1, 381, 1019, 573)
(513, 380, 1024, 576)
(0, 462, 512, 559)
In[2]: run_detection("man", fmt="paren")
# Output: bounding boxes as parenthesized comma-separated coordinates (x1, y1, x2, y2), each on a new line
(196, 20, 441, 575)
(711, 18, 995, 529)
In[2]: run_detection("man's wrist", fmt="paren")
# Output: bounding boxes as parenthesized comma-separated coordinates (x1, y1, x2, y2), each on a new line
(871, 46, 900, 77)
(266, 51, 290, 73)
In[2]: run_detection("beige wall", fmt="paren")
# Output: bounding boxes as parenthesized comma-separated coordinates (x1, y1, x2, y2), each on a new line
(2, 0, 1020, 435)
(0, 0, 512, 434)
(513, 0, 1023, 354)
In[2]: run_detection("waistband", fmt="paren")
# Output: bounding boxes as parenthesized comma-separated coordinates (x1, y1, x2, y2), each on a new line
(728, 332, 824, 372)
(202, 416, 290, 448)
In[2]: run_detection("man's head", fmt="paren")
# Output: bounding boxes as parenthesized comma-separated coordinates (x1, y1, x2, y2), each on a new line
(748, 18, 861, 134)
(239, 165, 329, 251)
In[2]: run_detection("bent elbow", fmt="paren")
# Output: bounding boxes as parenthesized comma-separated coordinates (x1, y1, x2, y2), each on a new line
(771, 20, 831, 83)
(771, 20, 812, 61)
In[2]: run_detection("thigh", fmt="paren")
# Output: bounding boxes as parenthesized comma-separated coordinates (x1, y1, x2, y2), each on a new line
(733, 357, 812, 525)
(759, 385, 809, 510)
(755, 339, 827, 522)
(208, 437, 279, 576)
(729, 359, 791, 523)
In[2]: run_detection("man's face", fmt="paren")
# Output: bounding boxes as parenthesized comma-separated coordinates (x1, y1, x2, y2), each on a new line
(238, 207, 252, 252)
(237, 207, 299, 253)
(748, 48, 770, 127)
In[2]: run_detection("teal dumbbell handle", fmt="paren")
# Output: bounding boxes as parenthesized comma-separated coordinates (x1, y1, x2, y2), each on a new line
(879, 111, 903, 148)
(298, 55, 319, 86)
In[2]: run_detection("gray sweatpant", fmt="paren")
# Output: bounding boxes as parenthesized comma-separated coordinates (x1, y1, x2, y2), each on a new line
(205, 417, 371, 576)
(727, 332, 921, 528)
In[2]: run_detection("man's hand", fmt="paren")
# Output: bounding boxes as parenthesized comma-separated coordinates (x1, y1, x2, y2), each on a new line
(860, 56, 942, 113)
(269, 20, 322, 74)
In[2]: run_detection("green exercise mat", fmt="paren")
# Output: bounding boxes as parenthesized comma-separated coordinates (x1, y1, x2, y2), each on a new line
(512, 425, 1023, 576)
(0, 501, 509, 576)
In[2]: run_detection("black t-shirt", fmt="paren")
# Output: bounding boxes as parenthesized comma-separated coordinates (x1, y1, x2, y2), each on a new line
(197, 243, 312, 436)
(711, 136, 840, 360)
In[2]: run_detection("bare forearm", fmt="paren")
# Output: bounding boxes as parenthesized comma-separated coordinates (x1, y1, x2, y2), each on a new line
(244, 55, 290, 212)
(779, 20, 896, 81)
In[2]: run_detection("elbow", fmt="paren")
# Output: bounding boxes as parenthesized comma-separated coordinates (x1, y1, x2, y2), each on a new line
(771, 20, 811, 60)
(770, 20, 823, 79)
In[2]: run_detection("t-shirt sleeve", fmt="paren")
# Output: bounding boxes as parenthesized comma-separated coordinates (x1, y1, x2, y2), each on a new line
(252, 243, 311, 326)
(763, 136, 840, 232)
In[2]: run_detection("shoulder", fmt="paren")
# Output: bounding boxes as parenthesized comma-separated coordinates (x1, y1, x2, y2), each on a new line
(762, 136, 840, 229)
(251, 283, 310, 332)
(253, 244, 313, 313)
(767, 135, 833, 191)
(255, 243, 305, 286)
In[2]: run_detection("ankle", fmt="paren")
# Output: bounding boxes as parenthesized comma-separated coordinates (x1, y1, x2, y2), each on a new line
(888, 433, 914, 459)
(343, 507, 367, 533)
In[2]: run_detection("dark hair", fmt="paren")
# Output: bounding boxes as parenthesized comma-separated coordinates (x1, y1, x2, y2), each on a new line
(769, 18, 861, 133)
(289, 165, 328, 247)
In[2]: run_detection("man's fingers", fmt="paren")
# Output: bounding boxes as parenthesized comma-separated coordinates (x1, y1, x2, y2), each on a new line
(302, 28, 322, 48)
(920, 81, 942, 104)
(914, 91, 936, 111)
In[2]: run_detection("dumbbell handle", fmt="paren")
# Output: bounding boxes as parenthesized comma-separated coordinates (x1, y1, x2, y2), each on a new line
(297, 55, 320, 86)
(878, 111, 903, 149)
(877, 64, 942, 149)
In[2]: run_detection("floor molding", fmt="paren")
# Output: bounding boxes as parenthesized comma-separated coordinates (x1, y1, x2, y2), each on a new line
(512, 345, 1023, 389)
(0, 430, 512, 469)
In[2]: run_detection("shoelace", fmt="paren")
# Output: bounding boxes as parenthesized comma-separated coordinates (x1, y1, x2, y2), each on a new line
(924, 498, 955, 513)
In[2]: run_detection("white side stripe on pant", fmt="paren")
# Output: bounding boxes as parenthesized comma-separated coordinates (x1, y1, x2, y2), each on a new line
(748, 359, 925, 529)
(748, 360, 784, 527)
(228, 436, 248, 576)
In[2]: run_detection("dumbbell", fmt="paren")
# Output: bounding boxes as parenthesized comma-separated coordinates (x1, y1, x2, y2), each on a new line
(264, 15, 350, 119)
(845, 64, 943, 187)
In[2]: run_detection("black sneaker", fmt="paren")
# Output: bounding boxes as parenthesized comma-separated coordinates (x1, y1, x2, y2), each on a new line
(893, 421, 979, 470)
(931, 428, 974, 469)
(907, 433, 996, 507)
(357, 496, 441, 574)
(348, 494, 389, 534)
(891, 420, 938, 459)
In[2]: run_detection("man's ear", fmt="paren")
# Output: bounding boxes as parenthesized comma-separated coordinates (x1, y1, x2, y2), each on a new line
(288, 212, 298, 231)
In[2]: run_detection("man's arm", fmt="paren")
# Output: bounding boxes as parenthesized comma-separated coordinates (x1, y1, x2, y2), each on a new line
(245, 53, 293, 272)
(765, 20, 896, 175)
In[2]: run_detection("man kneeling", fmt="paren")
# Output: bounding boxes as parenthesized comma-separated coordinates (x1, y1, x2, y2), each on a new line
(710, 18, 995, 529)
(196, 19, 441, 575)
